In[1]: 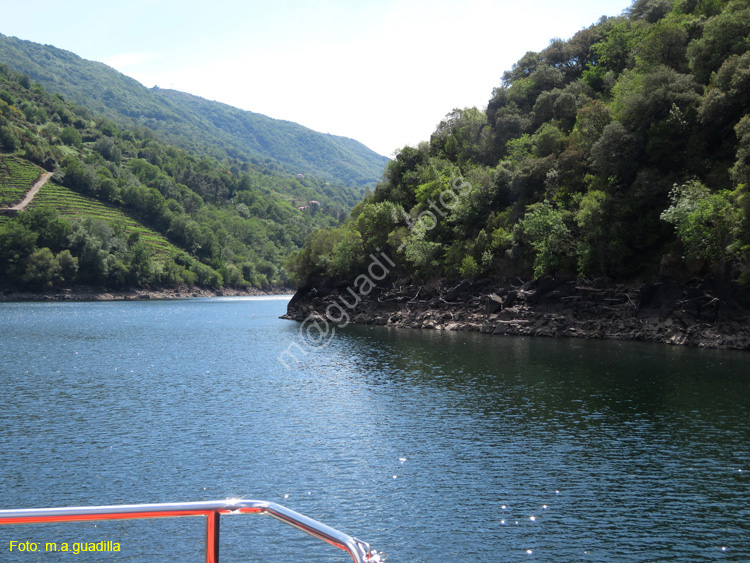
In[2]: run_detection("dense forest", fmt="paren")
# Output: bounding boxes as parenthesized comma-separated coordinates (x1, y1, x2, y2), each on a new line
(288, 0, 750, 290)
(0, 60, 367, 291)
(0, 33, 389, 188)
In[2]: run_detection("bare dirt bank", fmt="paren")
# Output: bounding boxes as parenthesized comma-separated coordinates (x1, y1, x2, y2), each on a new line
(0, 285, 291, 302)
(282, 276, 750, 350)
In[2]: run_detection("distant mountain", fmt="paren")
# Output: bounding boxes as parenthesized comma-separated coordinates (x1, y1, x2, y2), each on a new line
(154, 88, 389, 186)
(0, 33, 389, 187)
(0, 58, 364, 291)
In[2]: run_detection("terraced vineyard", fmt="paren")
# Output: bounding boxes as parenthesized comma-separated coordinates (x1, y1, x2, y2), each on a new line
(0, 155, 43, 207)
(29, 182, 182, 261)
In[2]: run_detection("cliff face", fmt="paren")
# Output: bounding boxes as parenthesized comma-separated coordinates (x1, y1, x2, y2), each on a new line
(283, 277, 750, 350)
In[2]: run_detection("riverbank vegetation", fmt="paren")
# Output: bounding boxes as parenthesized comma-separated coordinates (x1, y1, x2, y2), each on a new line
(287, 0, 750, 288)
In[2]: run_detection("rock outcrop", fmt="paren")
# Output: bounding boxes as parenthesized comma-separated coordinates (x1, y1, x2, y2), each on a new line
(282, 276, 750, 350)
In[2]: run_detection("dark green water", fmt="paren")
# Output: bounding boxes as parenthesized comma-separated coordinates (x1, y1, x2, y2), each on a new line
(0, 297, 748, 561)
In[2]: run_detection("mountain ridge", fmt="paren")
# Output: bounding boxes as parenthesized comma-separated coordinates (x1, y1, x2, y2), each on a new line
(0, 33, 388, 187)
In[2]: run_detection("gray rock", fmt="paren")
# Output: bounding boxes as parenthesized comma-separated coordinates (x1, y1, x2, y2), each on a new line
(486, 293, 503, 314)
(445, 280, 471, 301)
(503, 290, 518, 309)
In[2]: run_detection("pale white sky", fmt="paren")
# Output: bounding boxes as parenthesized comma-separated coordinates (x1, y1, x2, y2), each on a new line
(1, 0, 632, 156)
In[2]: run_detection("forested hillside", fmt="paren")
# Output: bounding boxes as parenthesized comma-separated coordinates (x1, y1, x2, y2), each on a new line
(0, 33, 389, 187)
(0, 61, 360, 291)
(288, 0, 750, 288)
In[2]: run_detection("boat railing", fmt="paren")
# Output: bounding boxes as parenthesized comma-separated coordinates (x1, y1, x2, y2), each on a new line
(0, 498, 383, 562)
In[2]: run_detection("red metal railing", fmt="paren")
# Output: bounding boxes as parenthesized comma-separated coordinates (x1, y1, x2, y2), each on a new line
(0, 498, 382, 562)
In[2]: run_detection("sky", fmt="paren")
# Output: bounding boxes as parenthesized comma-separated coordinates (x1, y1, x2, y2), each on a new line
(1, 0, 632, 157)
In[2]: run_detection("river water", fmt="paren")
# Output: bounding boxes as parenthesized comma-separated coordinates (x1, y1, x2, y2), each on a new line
(0, 297, 748, 562)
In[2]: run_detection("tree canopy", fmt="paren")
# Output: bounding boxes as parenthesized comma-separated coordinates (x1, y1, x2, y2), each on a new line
(288, 0, 750, 288)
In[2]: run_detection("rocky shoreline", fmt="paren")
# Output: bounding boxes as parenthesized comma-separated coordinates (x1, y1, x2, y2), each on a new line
(282, 276, 750, 350)
(0, 285, 291, 302)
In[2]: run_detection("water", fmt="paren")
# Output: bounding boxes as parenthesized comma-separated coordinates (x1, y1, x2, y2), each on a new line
(0, 297, 748, 562)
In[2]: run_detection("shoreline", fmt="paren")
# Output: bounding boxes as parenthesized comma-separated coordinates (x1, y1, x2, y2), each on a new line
(0, 285, 293, 302)
(282, 276, 750, 351)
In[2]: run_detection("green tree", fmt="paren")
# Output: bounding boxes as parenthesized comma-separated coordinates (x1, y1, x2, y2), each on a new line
(60, 126, 82, 148)
(575, 190, 610, 275)
(404, 234, 442, 279)
(661, 180, 741, 275)
(62, 158, 97, 195)
(0, 221, 38, 281)
(629, 0, 674, 23)
(330, 229, 365, 277)
(23, 247, 61, 286)
(284, 228, 346, 285)
(95, 136, 122, 165)
(584, 19, 646, 84)
(590, 122, 639, 182)
(459, 255, 480, 279)
(77, 239, 109, 284)
(431, 107, 489, 166)
(128, 237, 155, 287)
(570, 100, 611, 152)
(514, 202, 576, 277)
(634, 19, 689, 71)
(57, 249, 79, 282)
(0, 125, 19, 151)
(355, 201, 405, 255)
(106, 255, 129, 288)
(731, 115, 750, 187)
(533, 123, 566, 158)
(0, 90, 14, 105)
(611, 66, 699, 136)
(18, 207, 71, 251)
(687, 7, 750, 83)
